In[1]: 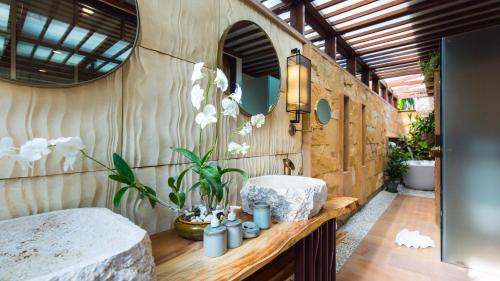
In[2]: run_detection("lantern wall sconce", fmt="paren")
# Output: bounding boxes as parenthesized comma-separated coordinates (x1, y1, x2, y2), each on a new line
(286, 48, 312, 136)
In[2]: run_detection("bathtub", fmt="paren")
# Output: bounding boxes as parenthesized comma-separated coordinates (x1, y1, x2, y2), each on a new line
(403, 160, 435, 191)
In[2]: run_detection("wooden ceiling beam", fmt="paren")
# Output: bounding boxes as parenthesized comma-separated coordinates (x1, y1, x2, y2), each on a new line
(323, 0, 378, 19)
(348, 2, 500, 44)
(358, 19, 500, 54)
(378, 70, 422, 78)
(353, 11, 500, 49)
(338, 0, 455, 34)
(343, 0, 483, 40)
(369, 53, 430, 68)
(361, 41, 438, 59)
(364, 45, 437, 62)
(315, 0, 345, 11)
(332, 0, 409, 26)
(387, 79, 424, 88)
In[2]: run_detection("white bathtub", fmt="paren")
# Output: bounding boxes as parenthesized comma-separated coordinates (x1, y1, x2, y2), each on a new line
(403, 160, 435, 191)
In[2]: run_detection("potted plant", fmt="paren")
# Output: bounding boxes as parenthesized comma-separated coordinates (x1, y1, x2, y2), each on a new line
(384, 143, 410, 193)
(418, 51, 440, 89)
(0, 63, 265, 241)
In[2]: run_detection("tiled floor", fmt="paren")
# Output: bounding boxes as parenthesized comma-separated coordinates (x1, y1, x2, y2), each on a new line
(337, 195, 499, 281)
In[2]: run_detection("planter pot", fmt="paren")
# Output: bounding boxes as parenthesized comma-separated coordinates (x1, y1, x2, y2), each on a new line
(386, 181, 399, 193)
(174, 217, 209, 241)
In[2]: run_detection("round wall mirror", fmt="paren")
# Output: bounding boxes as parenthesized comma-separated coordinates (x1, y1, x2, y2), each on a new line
(220, 21, 280, 116)
(315, 98, 332, 125)
(0, 0, 138, 86)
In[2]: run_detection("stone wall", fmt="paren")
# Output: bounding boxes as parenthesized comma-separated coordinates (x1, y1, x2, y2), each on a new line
(303, 46, 403, 205)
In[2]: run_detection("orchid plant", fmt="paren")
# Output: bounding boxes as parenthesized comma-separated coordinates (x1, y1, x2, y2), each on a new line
(168, 62, 265, 213)
(0, 136, 167, 209)
(0, 62, 265, 215)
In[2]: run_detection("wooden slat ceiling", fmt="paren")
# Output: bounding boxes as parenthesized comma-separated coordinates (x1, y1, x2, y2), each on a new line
(223, 22, 280, 78)
(261, 0, 500, 88)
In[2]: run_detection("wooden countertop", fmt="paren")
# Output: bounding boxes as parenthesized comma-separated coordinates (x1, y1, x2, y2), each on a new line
(151, 197, 358, 281)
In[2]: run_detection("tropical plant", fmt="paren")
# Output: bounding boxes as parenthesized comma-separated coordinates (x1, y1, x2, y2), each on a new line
(400, 111, 435, 160)
(384, 143, 410, 182)
(418, 51, 440, 83)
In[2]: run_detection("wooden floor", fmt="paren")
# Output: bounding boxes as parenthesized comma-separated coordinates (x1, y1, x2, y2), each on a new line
(337, 195, 499, 281)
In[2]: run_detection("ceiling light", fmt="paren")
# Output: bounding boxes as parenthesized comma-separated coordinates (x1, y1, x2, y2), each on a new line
(39, 69, 47, 73)
(52, 50, 62, 54)
(82, 7, 94, 14)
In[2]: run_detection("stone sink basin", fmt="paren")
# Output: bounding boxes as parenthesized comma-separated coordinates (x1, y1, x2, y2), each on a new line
(241, 175, 328, 221)
(0, 208, 155, 281)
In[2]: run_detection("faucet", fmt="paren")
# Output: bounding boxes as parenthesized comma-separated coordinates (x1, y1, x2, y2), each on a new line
(283, 158, 295, 175)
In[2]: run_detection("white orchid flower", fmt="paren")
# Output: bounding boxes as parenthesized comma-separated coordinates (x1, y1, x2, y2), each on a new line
(19, 138, 51, 162)
(51, 137, 85, 171)
(191, 62, 204, 84)
(238, 122, 252, 136)
(230, 84, 242, 104)
(0, 137, 15, 158)
(222, 97, 239, 119)
(214, 69, 228, 92)
(195, 104, 217, 129)
(227, 142, 250, 155)
(190, 84, 204, 110)
(251, 114, 265, 128)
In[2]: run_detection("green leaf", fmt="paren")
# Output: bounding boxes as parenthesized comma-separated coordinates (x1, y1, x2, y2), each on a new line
(176, 168, 190, 191)
(170, 147, 201, 164)
(178, 192, 186, 209)
(221, 168, 249, 183)
(109, 174, 132, 185)
(143, 185, 157, 197)
(113, 186, 130, 209)
(167, 176, 177, 190)
(112, 153, 135, 183)
(169, 192, 179, 206)
(201, 148, 214, 164)
(189, 181, 201, 192)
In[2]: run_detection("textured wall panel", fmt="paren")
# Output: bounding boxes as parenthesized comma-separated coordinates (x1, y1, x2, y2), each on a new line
(0, 71, 122, 179)
(122, 46, 216, 167)
(0, 171, 111, 220)
(137, 0, 219, 68)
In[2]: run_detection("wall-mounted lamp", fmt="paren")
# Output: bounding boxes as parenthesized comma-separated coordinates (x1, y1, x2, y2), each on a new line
(286, 48, 311, 136)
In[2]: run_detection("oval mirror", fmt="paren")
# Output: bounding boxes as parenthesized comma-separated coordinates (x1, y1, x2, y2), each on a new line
(315, 98, 332, 125)
(220, 21, 280, 116)
(0, 0, 138, 86)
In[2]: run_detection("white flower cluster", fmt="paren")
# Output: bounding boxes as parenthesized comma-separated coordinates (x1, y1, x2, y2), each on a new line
(0, 136, 85, 171)
(189, 62, 266, 156)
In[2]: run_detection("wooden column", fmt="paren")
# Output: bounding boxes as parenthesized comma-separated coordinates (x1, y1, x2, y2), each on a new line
(387, 91, 393, 104)
(371, 75, 379, 94)
(380, 84, 387, 100)
(290, 2, 305, 34)
(325, 36, 336, 59)
(361, 70, 370, 86)
(346, 57, 356, 75)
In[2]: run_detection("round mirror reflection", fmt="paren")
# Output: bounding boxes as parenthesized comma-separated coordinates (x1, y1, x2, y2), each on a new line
(0, 0, 138, 86)
(221, 21, 280, 116)
(315, 98, 331, 125)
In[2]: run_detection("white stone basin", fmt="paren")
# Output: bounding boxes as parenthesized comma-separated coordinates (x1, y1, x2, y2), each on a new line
(0, 208, 155, 281)
(241, 175, 328, 221)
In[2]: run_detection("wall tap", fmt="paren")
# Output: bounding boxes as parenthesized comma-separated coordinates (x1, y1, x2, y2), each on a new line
(283, 158, 295, 175)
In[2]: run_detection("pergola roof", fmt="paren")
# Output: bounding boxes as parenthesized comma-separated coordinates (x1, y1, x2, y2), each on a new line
(261, 0, 500, 96)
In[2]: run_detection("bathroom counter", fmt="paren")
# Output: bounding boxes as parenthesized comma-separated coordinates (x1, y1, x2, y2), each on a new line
(151, 196, 358, 281)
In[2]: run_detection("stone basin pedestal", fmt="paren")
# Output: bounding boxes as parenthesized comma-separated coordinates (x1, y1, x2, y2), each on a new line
(241, 175, 328, 221)
(0, 208, 155, 281)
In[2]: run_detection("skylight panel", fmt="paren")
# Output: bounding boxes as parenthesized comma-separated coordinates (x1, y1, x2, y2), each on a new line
(43, 19, 70, 44)
(0, 3, 9, 32)
(305, 31, 319, 39)
(17, 41, 35, 57)
(66, 54, 85, 66)
(335, 1, 416, 29)
(263, 0, 281, 8)
(0, 36, 5, 56)
(80, 32, 107, 53)
(33, 46, 52, 60)
(50, 50, 70, 63)
(329, 0, 393, 22)
(279, 11, 290, 20)
(98, 62, 118, 73)
(321, 0, 363, 15)
(91, 59, 106, 69)
(22, 12, 48, 38)
(116, 48, 132, 61)
(102, 40, 130, 58)
(63, 26, 90, 49)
